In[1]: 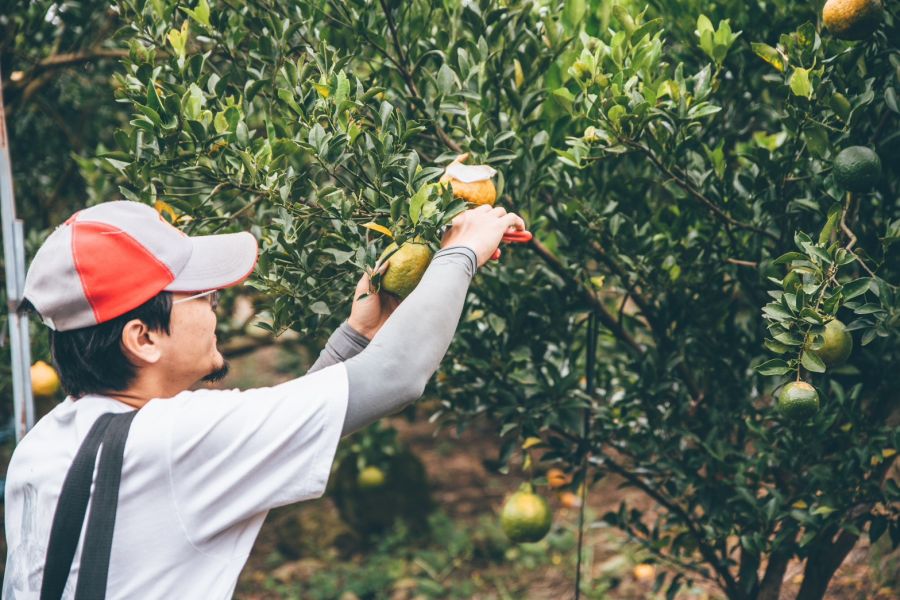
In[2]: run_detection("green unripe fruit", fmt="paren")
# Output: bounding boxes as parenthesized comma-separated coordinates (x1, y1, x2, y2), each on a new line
(500, 489, 552, 543)
(833, 146, 882, 192)
(777, 381, 820, 421)
(357, 466, 387, 489)
(379, 240, 434, 298)
(806, 319, 853, 367)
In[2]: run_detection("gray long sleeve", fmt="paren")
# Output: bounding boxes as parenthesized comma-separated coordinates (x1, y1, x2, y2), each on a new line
(306, 246, 478, 436)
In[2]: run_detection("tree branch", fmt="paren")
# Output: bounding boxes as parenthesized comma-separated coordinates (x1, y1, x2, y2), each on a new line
(591, 454, 743, 598)
(528, 238, 644, 354)
(627, 141, 778, 242)
(376, 0, 462, 154)
(757, 548, 791, 600)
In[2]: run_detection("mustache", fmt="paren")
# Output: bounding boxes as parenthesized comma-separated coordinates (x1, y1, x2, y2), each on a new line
(201, 360, 231, 383)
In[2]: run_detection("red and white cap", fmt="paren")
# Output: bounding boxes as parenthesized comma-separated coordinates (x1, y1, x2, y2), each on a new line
(23, 201, 259, 331)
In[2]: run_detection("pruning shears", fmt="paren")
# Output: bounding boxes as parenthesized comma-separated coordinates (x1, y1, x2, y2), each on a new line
(491, 229, 533, 260)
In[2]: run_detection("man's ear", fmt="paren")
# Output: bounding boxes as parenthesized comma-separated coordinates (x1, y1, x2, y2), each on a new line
(120, 319, 163, 365)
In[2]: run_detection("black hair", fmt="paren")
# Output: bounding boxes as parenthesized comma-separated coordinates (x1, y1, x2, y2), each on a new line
(19, 293, 173, 398)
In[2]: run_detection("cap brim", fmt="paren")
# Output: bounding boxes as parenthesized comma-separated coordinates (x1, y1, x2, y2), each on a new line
(164, 232, 258, 292)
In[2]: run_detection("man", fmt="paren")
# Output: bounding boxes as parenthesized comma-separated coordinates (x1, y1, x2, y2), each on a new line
(3, 200, 525, 598)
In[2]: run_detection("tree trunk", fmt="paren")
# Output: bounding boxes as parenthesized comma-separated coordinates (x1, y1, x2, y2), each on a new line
(794, 529, 858, 600)
(757, 550, 790, 600)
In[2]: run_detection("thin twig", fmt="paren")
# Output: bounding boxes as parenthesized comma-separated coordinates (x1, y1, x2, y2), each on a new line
(592, 454, 742, 597)
(528, 238, 644, 355)
(726, 258, 758, 268)
(627, 140, 778, 242)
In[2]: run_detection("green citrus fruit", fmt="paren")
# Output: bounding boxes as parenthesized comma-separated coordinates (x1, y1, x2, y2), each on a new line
(806, 319, 853, 368)
(777, 382, 820, 421)
(500, 489, 552, 543)
(833, 146, 882, 192)
(379, 240, 434, 298)
(357, 466, 387, 489)
(823, 0, 883, 40)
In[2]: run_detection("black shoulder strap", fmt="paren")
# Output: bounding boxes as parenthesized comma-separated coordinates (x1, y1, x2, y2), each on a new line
(73, 410, 136, 598)
(40, 410, 137, 600)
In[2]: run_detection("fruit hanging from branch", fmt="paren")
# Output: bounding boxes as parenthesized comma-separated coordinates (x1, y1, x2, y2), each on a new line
(377, 239, 434, 299)
(777, 381, 821, 421)
(832, 146, 882, 192)
(823, 0, 884, 40)
(439, 153, 497, 206)
(500, 484, 552, 544)
(806, 318, 854, 368)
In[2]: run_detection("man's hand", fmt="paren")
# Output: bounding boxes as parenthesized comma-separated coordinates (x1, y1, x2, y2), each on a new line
(347, 269, 401, 340)
(441, 205, 527, 267)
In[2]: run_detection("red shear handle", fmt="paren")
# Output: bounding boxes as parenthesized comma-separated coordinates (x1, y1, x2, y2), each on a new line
(491, 230, 533, 260)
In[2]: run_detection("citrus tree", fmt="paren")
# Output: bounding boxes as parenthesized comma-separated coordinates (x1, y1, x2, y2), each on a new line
(28, 0, 900, 597)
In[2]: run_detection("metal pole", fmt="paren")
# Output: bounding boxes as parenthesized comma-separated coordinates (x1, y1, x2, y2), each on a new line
(0, 64, 35, 442)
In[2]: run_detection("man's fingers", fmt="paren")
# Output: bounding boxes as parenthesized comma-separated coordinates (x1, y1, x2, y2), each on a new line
(491, 206, 508, 217)
(501, 213, 526, 231)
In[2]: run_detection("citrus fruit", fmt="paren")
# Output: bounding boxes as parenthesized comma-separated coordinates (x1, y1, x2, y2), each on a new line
(833, 146, 882, 192)
(633, 563, 656, 582)
(356, 466, 387, 489)
(31, 360, 61, 397)
(500, 488, 552, 543)
(546, 468, 570, 489)
(823, 0, 883, 40)
(777, 382, 820, 421)
(559, 491, 582, 509)
(439, 153, 497, 206)
(378, 239, 434, 298)
(807, 319, 853, 367)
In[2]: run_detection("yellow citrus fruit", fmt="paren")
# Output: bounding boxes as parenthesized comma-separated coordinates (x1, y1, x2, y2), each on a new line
(439, 153, 497, 206)
(633, 563, 656, 582)
(833, 146, 882, 192)
(777, 382, 820, 421)
(379, 239, 434, 298)
(806, 319, 853, 368)
(357, 466, 387, 489)
(823, 0, 883, 40)
(31, 360, 61, 397)
(500, 489, 552, 543)
(546, 468, 570, 489)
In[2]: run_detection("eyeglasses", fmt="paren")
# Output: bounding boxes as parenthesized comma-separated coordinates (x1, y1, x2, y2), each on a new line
(173, 289, 220, 310)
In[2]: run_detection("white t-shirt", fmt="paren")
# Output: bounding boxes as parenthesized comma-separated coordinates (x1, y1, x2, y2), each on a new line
(3, 363, 348, 599)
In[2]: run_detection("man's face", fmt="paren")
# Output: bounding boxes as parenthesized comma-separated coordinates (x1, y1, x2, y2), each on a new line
(161, 291, 229, 385)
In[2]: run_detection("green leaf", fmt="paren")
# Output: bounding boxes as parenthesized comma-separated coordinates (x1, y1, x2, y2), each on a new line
(819, 204, 841, 244)
(885, 88, 900, 115)
(842, 278, 871, 300)
(552, 87, 575, 111)
(333, 70, 350, 107)
(751, 42, 785, 72)
(773, 251, 806, 265)
(789, 67, 812, 99)
(756, 359, 791, 376)
(309, 301, 330, 315)
(563, 0, 586, 29)
(408, 183, 433, 224)
(801, 351, 826, 373)
(184, 0, 210, 27)
(437, 64, 456, 94)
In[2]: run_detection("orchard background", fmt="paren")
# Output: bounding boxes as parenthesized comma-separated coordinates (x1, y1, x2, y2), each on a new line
(1, 0, 898, 598)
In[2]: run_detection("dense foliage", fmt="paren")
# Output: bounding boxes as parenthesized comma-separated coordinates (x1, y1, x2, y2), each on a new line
(2, 1, 898, 598)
